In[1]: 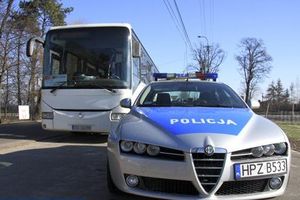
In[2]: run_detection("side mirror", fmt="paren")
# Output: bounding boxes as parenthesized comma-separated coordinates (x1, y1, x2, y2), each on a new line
(26, 37, 44, 57)
(120, 98, 131, 109)
(247, 99, 260, 109)
(251, 100, 260, 110)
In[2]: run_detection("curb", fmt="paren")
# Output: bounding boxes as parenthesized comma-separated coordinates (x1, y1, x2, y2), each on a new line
(0, 120, 41, 125)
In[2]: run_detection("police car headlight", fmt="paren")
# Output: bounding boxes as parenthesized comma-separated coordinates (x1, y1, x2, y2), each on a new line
(120, 141, 134, 152)
(274, 143, 287, 155)
(133, 142, 147, 154)
(147, 145, 160, 156)
(263, 144, 275, 156)
(251, 146, 264, 158)
(111, 113, 126, 121)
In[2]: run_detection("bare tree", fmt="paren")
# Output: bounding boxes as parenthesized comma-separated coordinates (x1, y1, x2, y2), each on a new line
(192, 42, 225, 73)
(236, 38, 272, 103)
(0, 0, 14, 39)
(0, 0, 72, 121)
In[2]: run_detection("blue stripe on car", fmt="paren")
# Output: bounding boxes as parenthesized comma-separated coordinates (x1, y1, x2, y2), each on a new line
(134, 107, 252, 136)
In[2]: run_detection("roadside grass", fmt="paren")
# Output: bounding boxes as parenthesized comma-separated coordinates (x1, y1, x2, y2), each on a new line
(275, 122, 300, 151)
(276, 122, 300, 140)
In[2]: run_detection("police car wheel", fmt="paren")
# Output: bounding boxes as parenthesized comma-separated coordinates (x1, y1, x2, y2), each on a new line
(107, 161, 122, 194)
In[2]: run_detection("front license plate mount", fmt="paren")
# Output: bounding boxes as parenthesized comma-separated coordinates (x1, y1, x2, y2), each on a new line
(234, 159, 287, 180)
(71, 125, 92, 131)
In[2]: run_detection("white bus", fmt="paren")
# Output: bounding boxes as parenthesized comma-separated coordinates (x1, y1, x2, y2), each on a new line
(27, 23, 159, 133)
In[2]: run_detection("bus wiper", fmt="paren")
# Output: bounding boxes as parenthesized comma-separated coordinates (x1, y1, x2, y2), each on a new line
(74, 83, 117, 93)
(50, 82, 117, 93)
(96, 85, 117, 93)
(50, 82, 67, 93)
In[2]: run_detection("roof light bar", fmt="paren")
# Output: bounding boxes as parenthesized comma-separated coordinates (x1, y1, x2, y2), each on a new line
(153, 72, 218, 81)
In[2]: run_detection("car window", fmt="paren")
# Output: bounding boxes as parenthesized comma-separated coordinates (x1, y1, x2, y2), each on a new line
(137, 81, 247, 108)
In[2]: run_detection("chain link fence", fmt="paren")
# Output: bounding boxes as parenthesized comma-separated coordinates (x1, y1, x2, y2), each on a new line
(256, 111, 300, 124)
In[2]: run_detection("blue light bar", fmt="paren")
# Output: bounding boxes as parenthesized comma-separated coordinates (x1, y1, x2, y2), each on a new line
(153, 72, 218, 81)
(195, 72, 218, 81)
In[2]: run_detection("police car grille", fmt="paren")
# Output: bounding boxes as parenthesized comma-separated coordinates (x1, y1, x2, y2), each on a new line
(159, 147, 185, 161)
(216, 178, 269, 195)
(231, 148, 253, 160)
(192, 153, 225, 193)
(138, 176, 199, 195)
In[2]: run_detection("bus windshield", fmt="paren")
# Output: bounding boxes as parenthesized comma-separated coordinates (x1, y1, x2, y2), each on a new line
(43, 27, 130, 89)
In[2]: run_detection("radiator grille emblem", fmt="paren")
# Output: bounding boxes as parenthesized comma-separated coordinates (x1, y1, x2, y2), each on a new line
(204, 145, 215, 156)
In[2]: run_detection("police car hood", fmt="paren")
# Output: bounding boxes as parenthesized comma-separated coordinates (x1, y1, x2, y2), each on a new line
(121, 107, 286, 152)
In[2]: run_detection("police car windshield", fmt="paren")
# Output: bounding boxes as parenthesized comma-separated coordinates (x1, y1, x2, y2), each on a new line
(137, 81, 247, 108)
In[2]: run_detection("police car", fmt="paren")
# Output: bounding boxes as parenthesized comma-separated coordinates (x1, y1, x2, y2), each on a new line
(107, 72, 290, 200)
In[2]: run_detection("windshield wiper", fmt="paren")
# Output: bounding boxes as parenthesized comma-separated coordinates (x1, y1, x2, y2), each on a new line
(74, 83, 117, 93)
(50, 82, 117, 93)
(50, 82, 67, 93)
(200, 104, 235, 108)
(94, 85, 117, 93)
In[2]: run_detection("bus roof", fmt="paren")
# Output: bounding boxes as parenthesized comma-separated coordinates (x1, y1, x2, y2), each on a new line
(50, 23, 132, 31)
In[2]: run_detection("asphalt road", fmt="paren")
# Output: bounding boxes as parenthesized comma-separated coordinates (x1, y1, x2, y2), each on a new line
(0, 122, 299, 200)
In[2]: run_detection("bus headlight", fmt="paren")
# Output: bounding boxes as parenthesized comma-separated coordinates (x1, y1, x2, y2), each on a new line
(42, 112, 53, 119)
(111, 113, 126, 121)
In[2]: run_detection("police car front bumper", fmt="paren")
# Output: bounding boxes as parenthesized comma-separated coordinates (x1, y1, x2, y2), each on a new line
(107, 139, 290, 200)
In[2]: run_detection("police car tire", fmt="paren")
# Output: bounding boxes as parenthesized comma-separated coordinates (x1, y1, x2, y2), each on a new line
(107, 161, 123, 194)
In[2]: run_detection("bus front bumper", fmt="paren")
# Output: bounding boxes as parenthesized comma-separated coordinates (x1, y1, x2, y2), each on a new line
(42, 110, 116, 133)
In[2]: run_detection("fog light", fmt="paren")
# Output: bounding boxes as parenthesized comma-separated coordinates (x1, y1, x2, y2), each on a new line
(269, 177, 282, 190)
(126, 175, 139, 187)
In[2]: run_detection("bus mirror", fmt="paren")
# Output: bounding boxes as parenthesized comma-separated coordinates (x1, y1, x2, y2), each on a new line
(247, 99, 260, 110)
(26, 37, 44, 57)
(120, 98, 131, 109)
(251, 100, 260, 110)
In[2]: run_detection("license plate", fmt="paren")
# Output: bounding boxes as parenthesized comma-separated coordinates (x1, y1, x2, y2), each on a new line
(234, 159, 287, 180)
(72, 125, 91, 131)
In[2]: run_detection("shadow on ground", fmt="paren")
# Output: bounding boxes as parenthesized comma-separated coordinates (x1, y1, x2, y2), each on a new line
(0, 145, 152, 200)
(0, 122, 108, 144)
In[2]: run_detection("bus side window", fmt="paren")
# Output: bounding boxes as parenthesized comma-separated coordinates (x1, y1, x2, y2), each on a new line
(132, 57, 140, 90)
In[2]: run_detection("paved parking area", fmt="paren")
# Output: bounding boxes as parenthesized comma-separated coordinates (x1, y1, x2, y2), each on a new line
(0, 122, 298, 200)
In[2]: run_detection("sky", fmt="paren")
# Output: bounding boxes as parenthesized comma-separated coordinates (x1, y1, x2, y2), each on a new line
(61, 0, 300, 99)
